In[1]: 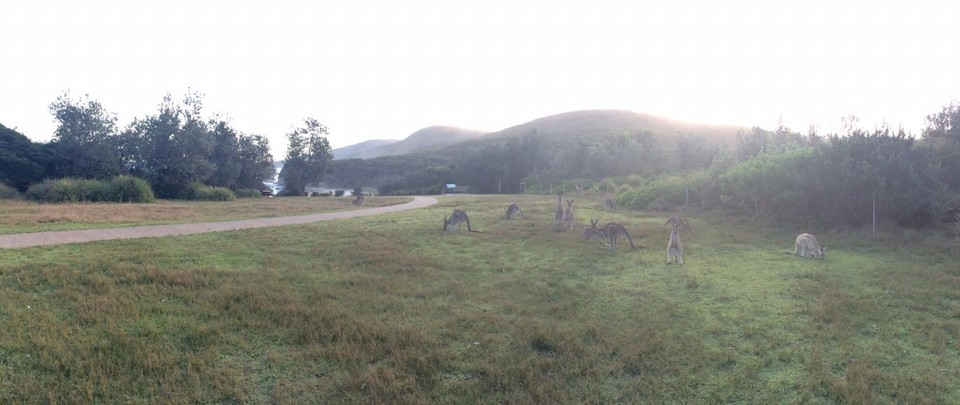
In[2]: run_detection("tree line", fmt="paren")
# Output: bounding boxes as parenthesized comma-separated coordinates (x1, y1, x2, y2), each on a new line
(1, 91, 334, 199)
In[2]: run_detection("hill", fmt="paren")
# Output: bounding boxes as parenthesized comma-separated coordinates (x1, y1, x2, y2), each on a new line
(332, 139, 399, 160)
(326, 109, 753, 194)
(334, 126, 487, 160)
(490, 109, 744, 146)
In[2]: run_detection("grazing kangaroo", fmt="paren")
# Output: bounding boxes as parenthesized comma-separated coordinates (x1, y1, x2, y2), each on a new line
(554, 193, 565, 227)
(563, 200, 575, 230)
(443, 209, 479, 232)
(580, 218, 606, 246)
(603, 198, 616, 211)
(601, 222, 635, 250)
(506, 203, 525, 219)
(352, 193, 364, 206)
(666, 222, 683, 264)
(792, 233, 826, 259)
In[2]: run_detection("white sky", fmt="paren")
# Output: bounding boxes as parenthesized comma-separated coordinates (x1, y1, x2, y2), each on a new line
(2, 1, 958, 157)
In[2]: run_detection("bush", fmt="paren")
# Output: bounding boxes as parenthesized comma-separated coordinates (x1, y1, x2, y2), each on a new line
(182, 183, 237, 201)
(234, 188, 262, 198)
(0, 182, 19, 199)
(106, 176, 155, 203)
(24, 177, 155, 203)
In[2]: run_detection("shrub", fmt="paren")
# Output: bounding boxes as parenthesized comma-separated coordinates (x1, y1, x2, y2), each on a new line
(234, 188, 262, 198)
(182, 182, 237, 201)
(106, 176, 155, 203)
(24, 177, 155, 203)
(0, 182, 19, 199)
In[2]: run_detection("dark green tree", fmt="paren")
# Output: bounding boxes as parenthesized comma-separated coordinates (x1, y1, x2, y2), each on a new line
(207, 120, 242, 189)
(127, 92, 214, 198)
(47, 92, 121, 179)
(235, 134, 275, 190)
(281, 118, 333, 195)
(0, 123, 50, 191)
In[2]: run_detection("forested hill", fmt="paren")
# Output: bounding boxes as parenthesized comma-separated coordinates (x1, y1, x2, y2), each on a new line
(333, 126, 487, 160)
(491, 110, 743, 147)
(326, 109, 749, 195)
(332, 139, 399, 160)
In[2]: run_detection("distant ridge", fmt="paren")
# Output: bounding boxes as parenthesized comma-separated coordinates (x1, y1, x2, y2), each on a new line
(334, 125, 486, 160)
(333, 139, 399, 160)
(332, 110, 747, 160)
(490, 109, 744, 146)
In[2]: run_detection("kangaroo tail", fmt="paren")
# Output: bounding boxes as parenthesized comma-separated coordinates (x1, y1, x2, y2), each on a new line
(625, 229, 635, 248)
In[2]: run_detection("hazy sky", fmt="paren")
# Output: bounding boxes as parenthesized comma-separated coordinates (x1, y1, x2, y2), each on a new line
(2, 1, 958, 157)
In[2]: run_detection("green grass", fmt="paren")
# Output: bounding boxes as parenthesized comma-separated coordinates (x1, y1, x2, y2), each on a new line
(1, 194, 958, 403)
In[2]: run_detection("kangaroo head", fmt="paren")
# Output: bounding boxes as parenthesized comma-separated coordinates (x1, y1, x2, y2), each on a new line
(590, 218, 599, 228)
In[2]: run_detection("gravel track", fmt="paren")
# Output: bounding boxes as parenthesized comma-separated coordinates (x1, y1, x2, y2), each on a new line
(0, 196, 438, 249)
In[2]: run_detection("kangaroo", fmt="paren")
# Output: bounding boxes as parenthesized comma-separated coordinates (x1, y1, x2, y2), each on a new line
(603, 198, 616, 211)
(554, 193, 565, 227)
(792, 233, 825, 259)
(580, 218, 606, 246)
(352, 193, 364, 206)
(563, 200, 575, 230)
(506, 203, 524, 219)
(662, 216, 690, 232)
(601, 222, 635, 250)
(666, 222, 683, 264)
(443, 209, 478, 232)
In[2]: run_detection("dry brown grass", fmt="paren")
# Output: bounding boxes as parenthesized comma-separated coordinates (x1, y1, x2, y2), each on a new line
(0, 196, 409, 234)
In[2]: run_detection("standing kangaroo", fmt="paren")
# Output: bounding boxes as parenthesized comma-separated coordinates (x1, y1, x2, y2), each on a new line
(554, 193, 565, 227)
(563, 200, 575, 230)
(662, 216, 689, 232)
(352, 193, 364, 206)
(443, 209, 478, 232)
(663, 217, 686, 265)
(506, 203, 525, 219)
(792, 233, 826, 259)
(601, 222, 635, 250)
(580, 218, 606, 246)
(603, 198, 616, 211)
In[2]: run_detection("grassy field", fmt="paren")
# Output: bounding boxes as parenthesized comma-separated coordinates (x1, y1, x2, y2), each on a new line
(1, 194, 959, 403)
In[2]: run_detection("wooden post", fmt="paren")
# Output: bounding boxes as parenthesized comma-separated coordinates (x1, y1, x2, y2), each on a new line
(872, 195, 876, 238)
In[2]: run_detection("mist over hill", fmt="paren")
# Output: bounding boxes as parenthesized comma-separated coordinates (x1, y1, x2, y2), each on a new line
(491, 110, 744, 147)
(332, 126, 486, 160)
(326, 109, 750, 194)
(332, 139, 400, 160)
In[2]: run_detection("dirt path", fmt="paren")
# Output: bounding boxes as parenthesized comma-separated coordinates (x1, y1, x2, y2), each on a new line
(0, 196, 438, 249)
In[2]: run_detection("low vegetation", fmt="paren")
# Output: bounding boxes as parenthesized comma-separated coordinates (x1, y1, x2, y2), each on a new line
(1, 195, 957, 402)
(24, 176, 155, 204)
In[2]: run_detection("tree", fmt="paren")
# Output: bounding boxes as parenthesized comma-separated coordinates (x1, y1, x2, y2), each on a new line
(0, 123, 50, 191)
(127, 92, 215, 198)
(47, 92, 121, 179)
(235, 134, 275, 190)
(923, 101, 960, 191)
(207, 120, 242, 189)
(281, 118, 333, 195)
